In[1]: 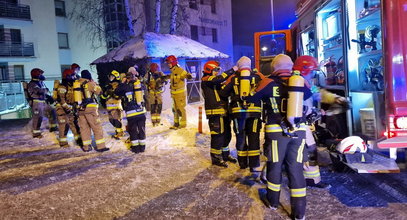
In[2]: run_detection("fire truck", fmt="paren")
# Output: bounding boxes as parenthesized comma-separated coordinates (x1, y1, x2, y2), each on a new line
(254, 0, 407, 173)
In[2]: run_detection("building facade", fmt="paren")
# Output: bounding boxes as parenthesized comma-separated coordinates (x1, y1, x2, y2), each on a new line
(0, 0, 107, 81)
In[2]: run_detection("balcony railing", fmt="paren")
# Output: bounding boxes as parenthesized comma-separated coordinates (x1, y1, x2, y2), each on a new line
(0, 41, 34, 57)
(0, 1, 31, 20)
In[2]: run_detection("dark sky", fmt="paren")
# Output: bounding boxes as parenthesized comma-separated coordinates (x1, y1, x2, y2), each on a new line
(232, 0, 297, 46)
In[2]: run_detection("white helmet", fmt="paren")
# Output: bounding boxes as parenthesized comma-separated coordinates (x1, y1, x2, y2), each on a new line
(336, 136, 368, 154)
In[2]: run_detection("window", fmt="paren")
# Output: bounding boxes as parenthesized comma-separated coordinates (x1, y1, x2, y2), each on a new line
(10, 29, 21, 43)
(14, 65, 24, 80)
(191, 25, 198, 41)
(211, 0, 216, 14)
(189, 0, 198, 10)
(212, 28, 217, 43)
(55, 0, 66, 17)
(58, 33, 69, 49)
(0, 65, 8, 81)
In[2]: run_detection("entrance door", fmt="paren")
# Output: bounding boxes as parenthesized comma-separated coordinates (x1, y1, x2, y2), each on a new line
(185, 60, 202, 103)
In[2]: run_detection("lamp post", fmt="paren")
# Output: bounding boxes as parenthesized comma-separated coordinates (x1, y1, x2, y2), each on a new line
(271, 0, 275, 30)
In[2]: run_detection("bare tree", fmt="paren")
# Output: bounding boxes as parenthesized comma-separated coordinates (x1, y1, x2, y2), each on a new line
(68, 0, 106, 50)
(170, 0, 179, 34)
(155, 0, 161, 33)
(124, 0, 135, 36)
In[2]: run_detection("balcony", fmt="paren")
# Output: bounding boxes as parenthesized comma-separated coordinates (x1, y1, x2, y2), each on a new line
(0, 1, 31, 20)
(0, 41, 34, 57)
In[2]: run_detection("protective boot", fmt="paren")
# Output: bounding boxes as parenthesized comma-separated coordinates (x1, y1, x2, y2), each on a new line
(224, 155, 237, 163)
(81, 145, 92, 152)
(169, 122, 180, 129)
(211, 154, 228, 167)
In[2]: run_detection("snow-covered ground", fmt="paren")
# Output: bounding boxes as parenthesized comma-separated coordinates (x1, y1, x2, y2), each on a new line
(0, 103, 406, 219)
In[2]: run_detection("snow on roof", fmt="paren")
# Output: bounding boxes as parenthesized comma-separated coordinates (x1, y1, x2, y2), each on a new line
(92, 32, 229, 64)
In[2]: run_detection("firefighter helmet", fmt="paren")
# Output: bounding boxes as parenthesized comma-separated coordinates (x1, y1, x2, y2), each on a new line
(293, 55, 319, 76)
(71, 63, 80, 70)
(270, 54, 293, 75)
(336, 136, 368, 154)
(203, 61, 220, 74)
(109, 70, 121, 81)
(31, 68, 44, 78)
(165, 55, 178, 66)
(62, 69, 75, 79)
(149, 63, 160, 73)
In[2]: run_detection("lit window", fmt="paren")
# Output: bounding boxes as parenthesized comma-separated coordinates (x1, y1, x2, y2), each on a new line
(58, 33, 69, 49)
(55, 0, 66, 17)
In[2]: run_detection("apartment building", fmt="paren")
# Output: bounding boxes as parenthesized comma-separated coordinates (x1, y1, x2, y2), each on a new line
(0, 0, 107, 81)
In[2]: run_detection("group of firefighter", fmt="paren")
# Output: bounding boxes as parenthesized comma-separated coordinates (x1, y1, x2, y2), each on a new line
(24, 55, 192, 154)
(201, 54, 346, 220)
(24, 53, 346, 220)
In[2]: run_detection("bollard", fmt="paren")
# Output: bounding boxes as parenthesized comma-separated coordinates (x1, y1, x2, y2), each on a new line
(198, 106, 203, 133)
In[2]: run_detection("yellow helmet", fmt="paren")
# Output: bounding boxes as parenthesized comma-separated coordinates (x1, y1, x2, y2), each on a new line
(110, 70, 121, 81)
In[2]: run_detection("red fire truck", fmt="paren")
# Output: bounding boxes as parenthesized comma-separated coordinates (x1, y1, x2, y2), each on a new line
(254, 0, 407, 173)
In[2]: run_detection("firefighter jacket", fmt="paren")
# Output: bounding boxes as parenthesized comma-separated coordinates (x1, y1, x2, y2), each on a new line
(27, 79, 48, 102)
(146, 71, 169, 94)
(169, 65, 192, 95)
(78, 78, 102, 109)
(247, 73, 312, 125)
(56, 81, 75, 112)
(101, 81, 122, 111)
(201, 68, 235, 117)
(114, 79, 146, 118)
(219, 70, 264, 119)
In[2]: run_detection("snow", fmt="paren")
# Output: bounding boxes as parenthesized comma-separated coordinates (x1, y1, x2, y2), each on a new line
(0, 104, 406, 219)
(92, 32, 229, 64)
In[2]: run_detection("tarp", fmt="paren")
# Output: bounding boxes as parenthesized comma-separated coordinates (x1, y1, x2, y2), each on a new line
(92, 32, 229, 64)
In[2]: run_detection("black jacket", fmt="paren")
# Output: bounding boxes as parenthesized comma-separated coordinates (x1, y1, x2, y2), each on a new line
(201, 68, 235, 117)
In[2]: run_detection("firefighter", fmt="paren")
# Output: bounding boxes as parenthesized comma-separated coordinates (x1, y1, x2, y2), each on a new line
(146, 63, 169, 126)
(115, 70, 147, 153)
(55, 69, 82, 148)
(71, 63, 81, 80)
(75, 70, 109, 152)
(165, 55, 193, 129)
(27, 68, 48, 138)
(219, 56, 263, 172)
(101, 70, 124, 139)
(201, 60, 238, 167)
(247, 54, 311, 219)
(293, 55, 346, 189)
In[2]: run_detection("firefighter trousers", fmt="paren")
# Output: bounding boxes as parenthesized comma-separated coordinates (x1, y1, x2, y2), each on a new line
(127, 114, 146, 153)
(56, 107, 80, 147)
(222, 116, 233, 161)
(208, 115, 232, 163)
(31, 100, 45, 137)
(78, 106, 106, 151)
(149, 92, 163, 124)
(233, 117, 261, 169)
(171, 92, 187, 127)
(303, 125, 321, 184)
(108, 108, 123, 134)
(45, 104, 58, 131)
(264, 127, 306, 219)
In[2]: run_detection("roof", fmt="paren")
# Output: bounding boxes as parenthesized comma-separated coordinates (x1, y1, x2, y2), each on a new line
(92, 32, 229, 64)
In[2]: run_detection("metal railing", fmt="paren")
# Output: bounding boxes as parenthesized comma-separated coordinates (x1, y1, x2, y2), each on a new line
(0, 1, 31, 20)
(0, 79, 59, 115)
(0, 80, 26, 113)
(0, 41, 34, 57)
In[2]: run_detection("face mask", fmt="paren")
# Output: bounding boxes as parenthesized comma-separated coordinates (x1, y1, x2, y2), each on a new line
(39, 74, 46, 81)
